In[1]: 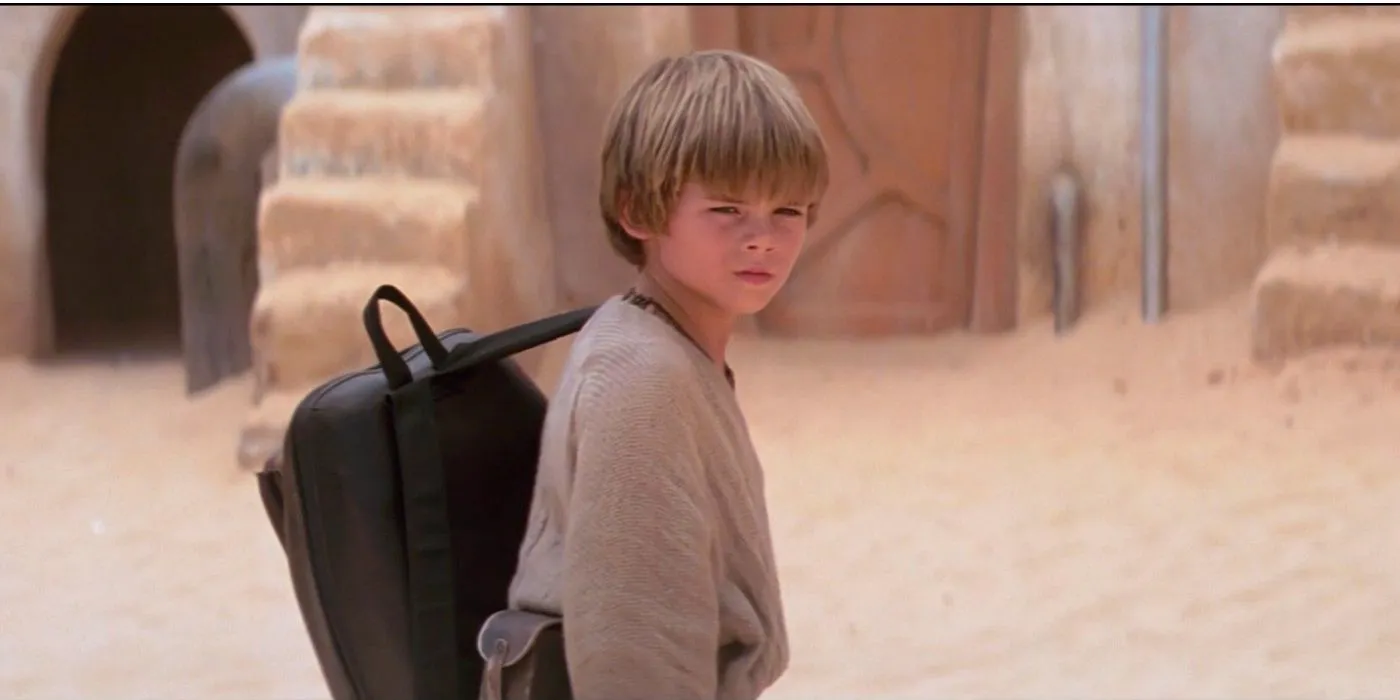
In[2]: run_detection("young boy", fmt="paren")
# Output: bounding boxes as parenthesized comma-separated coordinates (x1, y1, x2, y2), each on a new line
(506, 49, 829, 700)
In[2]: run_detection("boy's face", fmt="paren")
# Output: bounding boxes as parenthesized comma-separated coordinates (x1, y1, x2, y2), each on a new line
(632, 182, 810, 318)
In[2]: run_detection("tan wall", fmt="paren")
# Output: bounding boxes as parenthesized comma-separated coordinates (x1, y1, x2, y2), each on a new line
(0, 6, 307, 356)
(1168, 7, 1284, 310)
(529, 6, 693, 307)
(472, 6, 558, 328)
(1017, 6, 1285, 323)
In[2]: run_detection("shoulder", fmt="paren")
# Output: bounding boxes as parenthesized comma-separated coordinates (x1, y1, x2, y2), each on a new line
(574, 346, 700, 435)
(571, 298, 706, 419)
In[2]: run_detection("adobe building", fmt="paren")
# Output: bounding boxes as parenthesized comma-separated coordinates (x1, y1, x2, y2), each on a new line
(0, 6, 1392, 465)
(0, 6, 308, 358)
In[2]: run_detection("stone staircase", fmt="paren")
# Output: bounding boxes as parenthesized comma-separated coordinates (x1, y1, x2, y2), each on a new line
(238, 7, 556, 467)
(1253, 7, 1400, 361)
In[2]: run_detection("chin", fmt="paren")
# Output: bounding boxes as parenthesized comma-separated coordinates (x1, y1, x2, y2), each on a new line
(728, 304, 768, 318)
(727, 290, 781, 317)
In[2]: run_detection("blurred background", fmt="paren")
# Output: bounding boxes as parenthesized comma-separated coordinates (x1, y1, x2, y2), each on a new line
(0, 5, 1397, 699)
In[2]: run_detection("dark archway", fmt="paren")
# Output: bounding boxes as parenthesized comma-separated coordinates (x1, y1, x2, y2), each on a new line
(43, 6, 253, 358)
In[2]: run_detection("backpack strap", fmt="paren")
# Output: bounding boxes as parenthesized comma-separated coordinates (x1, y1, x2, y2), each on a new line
(438, 306, 596, 375)
(391, 379, 460, 700)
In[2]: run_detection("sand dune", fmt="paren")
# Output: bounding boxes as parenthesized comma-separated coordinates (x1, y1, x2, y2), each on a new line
(2, 292, 1397, 699)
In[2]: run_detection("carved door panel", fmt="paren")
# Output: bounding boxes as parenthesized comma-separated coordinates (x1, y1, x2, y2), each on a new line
(736, 6, 989, 336)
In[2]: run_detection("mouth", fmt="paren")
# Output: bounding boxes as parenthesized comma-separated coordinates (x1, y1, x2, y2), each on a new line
(735, 270, 775, 285)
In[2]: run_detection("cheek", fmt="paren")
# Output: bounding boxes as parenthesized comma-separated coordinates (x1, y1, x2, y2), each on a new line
(778, 223, 808, 258)
(654, 222, 728, 274)
(681, 220, 734, 256)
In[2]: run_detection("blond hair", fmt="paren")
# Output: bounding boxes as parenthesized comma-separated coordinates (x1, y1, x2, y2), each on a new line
(599, 50, 830, 267)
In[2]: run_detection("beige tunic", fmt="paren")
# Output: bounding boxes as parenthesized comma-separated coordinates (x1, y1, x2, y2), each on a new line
(508, 296, 788, 700)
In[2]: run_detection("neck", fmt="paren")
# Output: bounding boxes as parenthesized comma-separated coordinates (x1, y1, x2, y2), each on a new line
(634, 271, 735, 368)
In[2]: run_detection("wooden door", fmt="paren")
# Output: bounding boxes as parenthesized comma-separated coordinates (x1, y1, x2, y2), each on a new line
(721, 6, 991, 336)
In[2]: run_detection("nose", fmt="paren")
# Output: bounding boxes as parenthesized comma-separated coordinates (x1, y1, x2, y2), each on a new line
(742, 220, 777, 252)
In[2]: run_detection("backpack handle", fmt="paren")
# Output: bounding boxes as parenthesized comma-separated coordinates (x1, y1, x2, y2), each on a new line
(439, 306, 596, 374)
(363, 284, 450, 389)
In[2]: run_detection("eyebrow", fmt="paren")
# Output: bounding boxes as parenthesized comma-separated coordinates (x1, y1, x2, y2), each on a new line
(704, 193, 807, 208)
(707, 193, 744, 204)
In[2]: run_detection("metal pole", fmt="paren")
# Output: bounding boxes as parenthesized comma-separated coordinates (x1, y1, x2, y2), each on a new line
(1141, 5, 1169, 323)
(1051, 168, 1083, 335)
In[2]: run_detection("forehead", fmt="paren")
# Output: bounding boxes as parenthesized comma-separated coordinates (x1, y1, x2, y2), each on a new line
(685, 182, 809, 206)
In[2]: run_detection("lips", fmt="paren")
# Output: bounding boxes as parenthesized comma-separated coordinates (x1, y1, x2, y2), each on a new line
(736, 270, 775, 284)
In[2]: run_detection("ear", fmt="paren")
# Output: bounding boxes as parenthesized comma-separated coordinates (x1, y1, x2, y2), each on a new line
(616, 191, 654, 242)
(620, 217, 653, 243)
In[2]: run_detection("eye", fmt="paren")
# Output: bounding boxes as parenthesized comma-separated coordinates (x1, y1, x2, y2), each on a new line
(709, 206, 741, 215)
(776, 207, 805, 218)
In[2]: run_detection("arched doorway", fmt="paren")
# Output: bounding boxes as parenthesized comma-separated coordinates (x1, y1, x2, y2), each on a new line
(43, 6, 253, 358)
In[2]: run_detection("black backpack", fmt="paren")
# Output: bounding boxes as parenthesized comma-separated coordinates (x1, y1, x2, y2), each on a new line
(256, 284, 593, 700)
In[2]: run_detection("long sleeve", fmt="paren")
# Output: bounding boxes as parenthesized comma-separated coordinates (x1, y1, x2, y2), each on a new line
(561, 369, 720, 700)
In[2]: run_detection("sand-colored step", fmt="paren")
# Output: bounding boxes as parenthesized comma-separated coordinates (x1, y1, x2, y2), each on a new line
(1288, 5, 1400, 28)
(1251, 242, 1400, 361)
(250, 263, 467, 395)
(279, 90, 486, 180)
(258, 177, 479, 272)
(1267, 135, 1400, 250)
(1274, 16, 1400, 138)
(298, 7, 501, 91)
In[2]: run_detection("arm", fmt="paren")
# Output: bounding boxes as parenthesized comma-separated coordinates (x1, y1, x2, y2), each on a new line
(562, 374, 719, 700)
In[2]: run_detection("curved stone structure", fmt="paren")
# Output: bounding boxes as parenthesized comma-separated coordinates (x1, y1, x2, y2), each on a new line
(0, 6, 307, 356)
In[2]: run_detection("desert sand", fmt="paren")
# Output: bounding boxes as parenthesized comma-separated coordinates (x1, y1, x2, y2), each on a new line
(2, 291, 1398, 699)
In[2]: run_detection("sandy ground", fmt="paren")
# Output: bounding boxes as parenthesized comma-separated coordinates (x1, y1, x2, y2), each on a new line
(2, 292, 1398, 699)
